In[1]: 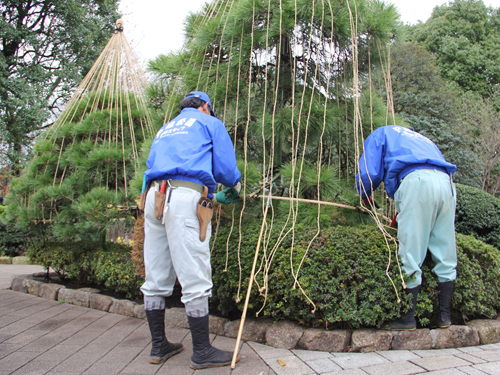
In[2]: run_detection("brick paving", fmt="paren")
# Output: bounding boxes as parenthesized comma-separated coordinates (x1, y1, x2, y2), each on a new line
(1, 265, 500, 375)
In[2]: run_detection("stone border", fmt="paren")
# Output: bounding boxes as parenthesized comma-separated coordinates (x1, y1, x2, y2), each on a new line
(10, 273, 500, 353)
(0, 256, 32, 265)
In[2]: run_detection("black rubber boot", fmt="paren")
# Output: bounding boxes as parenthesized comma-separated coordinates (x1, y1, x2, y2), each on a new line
(384, 285, 420, 331)
(429, 281, 454, 329)
(188, 314, 239, 369)
(146, 309, 183, 364)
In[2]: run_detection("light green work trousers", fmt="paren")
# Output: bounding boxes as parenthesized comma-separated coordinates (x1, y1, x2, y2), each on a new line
(394, 169, 457, 289)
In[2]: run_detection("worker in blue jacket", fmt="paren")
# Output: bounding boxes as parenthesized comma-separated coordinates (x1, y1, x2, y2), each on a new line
(356, 125, 457, 331)
(141, 91, 242, 369)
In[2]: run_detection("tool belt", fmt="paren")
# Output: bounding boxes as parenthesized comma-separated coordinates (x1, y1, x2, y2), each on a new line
(152, 180, 213, 242)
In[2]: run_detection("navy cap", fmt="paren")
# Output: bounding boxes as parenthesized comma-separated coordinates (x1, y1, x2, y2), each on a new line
(184, 91, 216, 117)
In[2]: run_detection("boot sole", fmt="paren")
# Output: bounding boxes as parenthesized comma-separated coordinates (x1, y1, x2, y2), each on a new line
(429, 324, 451, 329)
(149, 345, 184, 364)
(190, 355, 240, 370)
(390, 327, 416, 331)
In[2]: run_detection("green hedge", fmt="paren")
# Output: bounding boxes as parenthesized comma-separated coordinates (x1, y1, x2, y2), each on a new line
(0, 205, 39, 257)
(27, 241, 143, 299)
(26, 217, 500, 328)
(211, 221, 500, 328)
(455, 183, 500, 249)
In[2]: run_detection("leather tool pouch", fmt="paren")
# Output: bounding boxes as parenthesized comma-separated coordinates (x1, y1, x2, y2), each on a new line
(154, 189, 166, 220)
(139, 183, 151, 211)
(196, 186, 213, 242)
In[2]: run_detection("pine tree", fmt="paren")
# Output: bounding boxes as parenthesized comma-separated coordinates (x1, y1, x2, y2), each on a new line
(4, 21, 153, 242)
(148, 0, 400, 180)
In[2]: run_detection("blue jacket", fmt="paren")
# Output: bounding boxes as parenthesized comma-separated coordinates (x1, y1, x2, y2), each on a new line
(356, 126, 457, 199)
(144, 108, 241, 198)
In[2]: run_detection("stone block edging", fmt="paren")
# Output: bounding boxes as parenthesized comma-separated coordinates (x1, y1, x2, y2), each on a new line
(1, 256, 32, 265)
(0, 256, 13, 264)
(9, 274, 500, 353)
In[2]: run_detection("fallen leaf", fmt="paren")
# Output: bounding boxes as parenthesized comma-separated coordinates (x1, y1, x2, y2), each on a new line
(277, 359, 286, 366)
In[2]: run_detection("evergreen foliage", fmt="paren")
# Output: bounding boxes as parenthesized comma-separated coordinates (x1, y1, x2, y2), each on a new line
(4, 92, 149, 242)
(0, 0, 120, 174)
(376, 42, 482, 188)
(26, 241, 143, 299)
(409, 0, 500, 97)
(147, 0, 401, 176)
(398, 1, 500, 195)
(455, 183, 500, 249)
(460, 91, 500, 196)
(0, 205, 35, 257)
(211, 221, 500, 328)
(26, 217, 500, 327)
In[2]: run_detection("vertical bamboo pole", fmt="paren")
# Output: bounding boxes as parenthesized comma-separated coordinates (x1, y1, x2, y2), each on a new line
(230, 192, 272, 369)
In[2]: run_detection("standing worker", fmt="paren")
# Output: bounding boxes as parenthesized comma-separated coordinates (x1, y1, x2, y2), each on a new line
(140, 91, 242, 369)
(356, 125, 457, 331)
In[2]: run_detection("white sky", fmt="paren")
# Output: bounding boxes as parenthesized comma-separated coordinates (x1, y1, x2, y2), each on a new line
(118, 0, 500, 66)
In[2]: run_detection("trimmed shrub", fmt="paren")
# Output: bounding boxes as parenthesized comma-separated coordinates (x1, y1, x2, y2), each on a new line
(26, 214, 500, 326)
(27, 241, 96, 283)
(0, 223, 33, 257)
(451, 233, 500, 320)
(455, 183, 500, 249)
(211, 221, 500, 328)
(0, 205, 39, 257)
(90, 243, 144, 299)
(26, 241, 143, 299)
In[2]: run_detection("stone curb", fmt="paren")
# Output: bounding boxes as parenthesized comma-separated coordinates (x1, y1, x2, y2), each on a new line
(9, 274, 500, 353)
(0, 256, 12, 264)
(0, 256, 32, 265)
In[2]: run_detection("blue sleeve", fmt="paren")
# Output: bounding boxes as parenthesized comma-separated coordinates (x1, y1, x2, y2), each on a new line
(356, 130, 385, 200)
(211, 121, 241, 187)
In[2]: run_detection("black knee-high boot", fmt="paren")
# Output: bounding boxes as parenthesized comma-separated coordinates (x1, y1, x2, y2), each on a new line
(188, 314, 239, 369)
(429, 281, 454, 328)
(146, 309, 183, 364)
(385, 285, 420, 331)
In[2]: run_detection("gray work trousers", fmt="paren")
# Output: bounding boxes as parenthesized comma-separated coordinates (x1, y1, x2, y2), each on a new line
(140, 185, 212, 313)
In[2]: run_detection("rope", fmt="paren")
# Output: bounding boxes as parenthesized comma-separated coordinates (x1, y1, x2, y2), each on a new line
(30, 20, 153, 221)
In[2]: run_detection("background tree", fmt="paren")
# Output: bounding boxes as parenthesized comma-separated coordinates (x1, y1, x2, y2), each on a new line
(461, 91, 500, 196)
(0, 0, 120, 175)
(400, 0, 500, 194)
(409, 0, 500, 97)
(377, 42, 482, 187)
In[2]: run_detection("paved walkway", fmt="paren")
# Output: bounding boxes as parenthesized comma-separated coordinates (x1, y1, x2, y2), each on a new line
(1, 265, 499, 375)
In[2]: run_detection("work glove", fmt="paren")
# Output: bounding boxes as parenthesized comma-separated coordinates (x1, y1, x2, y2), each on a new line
(213, 186, 241, 204)
(363, 197, 380, 209)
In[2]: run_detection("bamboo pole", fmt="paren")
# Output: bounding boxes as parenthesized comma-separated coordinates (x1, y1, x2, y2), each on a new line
(230, 192, 273, 369)
(252, 194, 391, 224)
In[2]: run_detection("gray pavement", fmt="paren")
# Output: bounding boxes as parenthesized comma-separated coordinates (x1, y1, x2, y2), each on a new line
(1, 264, 500, 375)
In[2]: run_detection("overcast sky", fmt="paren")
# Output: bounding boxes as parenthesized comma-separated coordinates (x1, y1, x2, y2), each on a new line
(118, 0, 500, 66)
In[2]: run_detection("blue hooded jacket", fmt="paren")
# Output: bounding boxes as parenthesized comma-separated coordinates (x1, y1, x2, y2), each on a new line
(144, 107, 241, 198)
(356, 126, 457, 199)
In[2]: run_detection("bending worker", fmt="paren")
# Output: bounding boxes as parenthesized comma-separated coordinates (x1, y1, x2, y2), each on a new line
(356, 125, 457, 331)
(141, 91, 242, 369)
